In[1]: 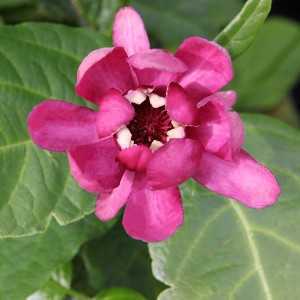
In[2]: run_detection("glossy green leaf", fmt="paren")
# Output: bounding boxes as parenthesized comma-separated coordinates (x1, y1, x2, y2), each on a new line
(216, 0, 272, 58)
(80, 222, 165, 300)
(95, 288, 146, 300)
(0, 215, 112, 300)
(231, 18, 300, 112)
(150, 114, 300, 299)
(0, 23, 109, 238)
(129, 0, 243, 49)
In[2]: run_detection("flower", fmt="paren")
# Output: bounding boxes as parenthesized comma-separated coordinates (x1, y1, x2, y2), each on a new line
(27, 6, 280, 243)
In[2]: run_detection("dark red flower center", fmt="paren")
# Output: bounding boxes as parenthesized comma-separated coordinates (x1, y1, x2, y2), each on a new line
(128, 99, 173, 146)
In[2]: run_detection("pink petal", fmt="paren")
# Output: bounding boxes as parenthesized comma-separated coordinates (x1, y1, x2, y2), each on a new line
(198, 91, 237, 111)
(67, 152, 104, 193)
(128, 49, 187, 87)
(68, 138, 124, 191)
(77, 48, 112, 83)
(147, 138, 202, 189)
(76, 47, 136, 104)
(96, 89, 135, 138)
(123, 179, 183, 242)
(176, 37, 233, 98)
(194, 150, 281, 209)
(113, 6, 150, 56)
(95, 170, 135, 221)
(117, 145, 152, 172)
(28, 100, 98, 152)
(166, 82, 200, 126)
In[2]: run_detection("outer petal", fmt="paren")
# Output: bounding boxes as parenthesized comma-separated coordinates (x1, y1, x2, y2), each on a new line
(147, 138, 202, 189)
(193, 150, 281, 209)
(95, 170, 135, 221)
(128, 49, 187, 87)
(68, 138, 124, 191)
(113, 6, 150, 56)
(123, 180, 183, 242)
(166, 82, 200, 126)
(117, 145, 152, 172)
(198, 91, 237, 111)
(28, 100, 98, 152)
(76, 47, 136, 104)
(176, 37, 233, 98)
(96, 89, 135, 138)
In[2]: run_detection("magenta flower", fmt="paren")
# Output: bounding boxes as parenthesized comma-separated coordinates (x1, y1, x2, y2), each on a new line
(28, 7, 280, 242)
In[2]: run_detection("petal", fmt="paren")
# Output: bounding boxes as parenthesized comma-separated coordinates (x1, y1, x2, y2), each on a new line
(28, 100, 98, 152)
(76, 47, 136, 104)
(96, 89, 135, 138)
(128, 49, 187, 87)
(147, 138, 202, 189)
(166, 82, 200, 126)
(193, 150, 281, 209)
(113, 6, 150, 56)
(117, 144, 152, 172)
(68, 138, 124, 191)
(67, 152, 104, 193)
(198, 91, 237, 111)
(123, 180, 183, 242)
(176, 37, 233, 98)
(95, 170, 135, 221)
(77, 48, 112, 83)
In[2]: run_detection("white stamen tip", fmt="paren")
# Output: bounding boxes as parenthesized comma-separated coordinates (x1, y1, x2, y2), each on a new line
(149, 94, 166, 108)
(125, 89, 146, 105)
(171, 120, 180, 128)
(150, 140, 164, 151)
(167, 127, 185, 140)
(116, 127, 132, 149)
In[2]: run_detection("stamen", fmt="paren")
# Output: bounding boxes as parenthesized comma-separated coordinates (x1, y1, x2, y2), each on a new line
(149, 94, 166, 108)
(116, 127, 132, 149)
(167, 127, 185, 140)
(150, 140, 164, 151)
(125, 89, 147, 105)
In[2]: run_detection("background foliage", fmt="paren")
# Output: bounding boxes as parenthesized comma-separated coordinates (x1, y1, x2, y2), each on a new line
(0, 0, 299, 299)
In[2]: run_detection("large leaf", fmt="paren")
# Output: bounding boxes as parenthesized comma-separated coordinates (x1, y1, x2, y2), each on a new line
(0, 215, 112, 300)
(80, 222, 165, 300)
(0, 0, 35, 9)
(129, 0, 243, 49)
(231, 18, 300, 112)
(0, 23, 109, 238)
(150, 114, 300, 299)
(216, 0, 272, 58)
(95, 288, 146, 300)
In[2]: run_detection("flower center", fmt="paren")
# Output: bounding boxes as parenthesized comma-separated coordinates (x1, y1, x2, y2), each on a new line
(128, 100, 173, 146)
(116, 89, 185, 151)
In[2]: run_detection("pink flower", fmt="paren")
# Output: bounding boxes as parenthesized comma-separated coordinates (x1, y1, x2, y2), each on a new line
(27, 7, 280, 242)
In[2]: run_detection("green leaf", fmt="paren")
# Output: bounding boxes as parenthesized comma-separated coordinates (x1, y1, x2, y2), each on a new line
(129, 0, 243, 49)
(215, 0, 272, 58)
(95, 288, 146, 300)
(0, 0, 36, 9)
(149, 114, 300, 299)
(80, 222, 165, 300)
(230, 18, 300, 112)
(0, 215, 112, 300)
(0, 23, 109, 238)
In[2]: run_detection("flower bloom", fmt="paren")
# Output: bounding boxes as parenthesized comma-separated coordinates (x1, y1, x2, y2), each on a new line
(28, 6, 280, 242)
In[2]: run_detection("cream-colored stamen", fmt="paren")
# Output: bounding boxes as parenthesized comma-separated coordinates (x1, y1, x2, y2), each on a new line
(116, 127, 132, 149)
(167, 127, 185, 140)
(149, 94, 166, 108)
(125, 89, 146, 105)
(171, 120, 181, 128)
(150, 140, 164, 151)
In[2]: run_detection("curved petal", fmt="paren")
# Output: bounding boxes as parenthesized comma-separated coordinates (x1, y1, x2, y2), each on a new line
(193, 150, 281, 209)
(176, 37, 233, 98)
(95, 170, 135, 221)
(77, 48, 112, 83)
(123, 179, 183, 242)
(198, 91, 237, 111)
(68, 138, 124, 191)
(113, 6, 150, 56)
(128, 49, 187, 87)
(96, 89, 135, 138)
(147, 138, 202, 189)
(166, 82, 200, 126)
(117, 144, 152, 172)
(67, 152, 104, 193)
(28, 100, 98, 152)
(76, 47, 136, 104)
